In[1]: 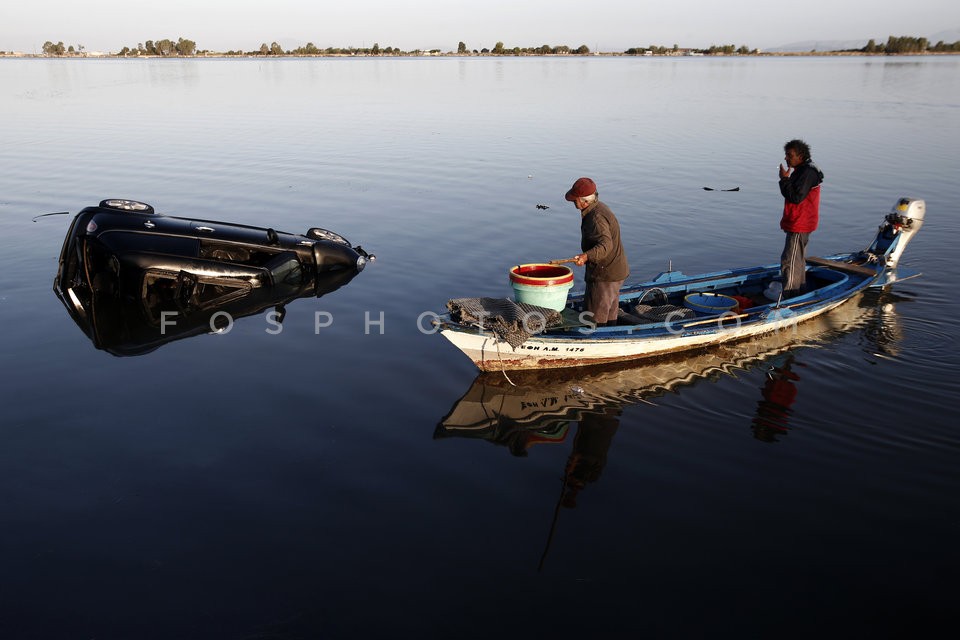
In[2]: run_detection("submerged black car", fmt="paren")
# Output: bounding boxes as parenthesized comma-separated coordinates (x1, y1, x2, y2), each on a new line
(53, 199, 374, 356)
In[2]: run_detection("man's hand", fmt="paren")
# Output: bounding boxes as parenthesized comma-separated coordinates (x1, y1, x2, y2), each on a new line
(779, 163, 790, 179)
(574, 253, 588, 266)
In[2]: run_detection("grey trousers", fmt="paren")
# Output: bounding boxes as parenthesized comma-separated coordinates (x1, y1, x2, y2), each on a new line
(781, 231, 810, 295)
(584, 279, 625, 325)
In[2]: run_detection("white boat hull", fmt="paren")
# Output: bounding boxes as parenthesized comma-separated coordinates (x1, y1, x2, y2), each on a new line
(441, 299, 847, 371)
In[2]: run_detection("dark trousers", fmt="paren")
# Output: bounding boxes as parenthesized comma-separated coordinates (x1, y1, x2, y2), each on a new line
(780, 232, 810, 295)
(584, 279, 625, 325)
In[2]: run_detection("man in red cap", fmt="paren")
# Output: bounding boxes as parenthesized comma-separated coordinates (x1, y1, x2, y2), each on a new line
(565, 177, 630, 326)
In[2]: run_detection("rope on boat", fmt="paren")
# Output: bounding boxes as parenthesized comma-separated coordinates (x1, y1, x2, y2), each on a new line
(494, 340, 516, 386)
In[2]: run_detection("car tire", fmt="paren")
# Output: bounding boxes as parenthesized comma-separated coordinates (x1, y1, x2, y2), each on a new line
(306, 227, 349, 245)
(99, 199, 155, 215)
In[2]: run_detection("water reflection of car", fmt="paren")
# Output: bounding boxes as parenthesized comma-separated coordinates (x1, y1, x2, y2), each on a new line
(53, 199, 374, 356)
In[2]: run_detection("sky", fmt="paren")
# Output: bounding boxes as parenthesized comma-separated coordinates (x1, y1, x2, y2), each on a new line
(2, 0, 959, 54)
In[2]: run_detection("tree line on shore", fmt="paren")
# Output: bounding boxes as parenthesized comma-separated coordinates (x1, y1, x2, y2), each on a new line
(628, 36, 960, 55)
(31, 34, 960, 58)
(858, 36, 960, 54)
(36, 38, 589, 57)
(41, 38, 197, 56)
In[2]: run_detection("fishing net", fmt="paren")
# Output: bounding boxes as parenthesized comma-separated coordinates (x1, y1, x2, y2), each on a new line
(632, 303, 696, 322)
(447, 297, 563, 348)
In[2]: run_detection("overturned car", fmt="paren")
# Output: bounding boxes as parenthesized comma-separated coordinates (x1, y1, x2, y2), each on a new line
(53, 199, 374, 356)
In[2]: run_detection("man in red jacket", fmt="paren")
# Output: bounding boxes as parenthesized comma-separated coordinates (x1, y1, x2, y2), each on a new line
(778, 139, 823, 297)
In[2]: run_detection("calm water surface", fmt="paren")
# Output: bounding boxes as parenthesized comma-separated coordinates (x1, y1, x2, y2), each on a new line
(1, 56, 959, 638)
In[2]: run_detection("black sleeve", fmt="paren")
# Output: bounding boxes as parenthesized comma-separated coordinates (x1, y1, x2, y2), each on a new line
(779, 164, 820, 204)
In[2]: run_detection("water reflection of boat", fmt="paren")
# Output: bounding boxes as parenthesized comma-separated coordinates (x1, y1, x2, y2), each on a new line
(436, 288, 907, 452)
(439, 289, 907, 569)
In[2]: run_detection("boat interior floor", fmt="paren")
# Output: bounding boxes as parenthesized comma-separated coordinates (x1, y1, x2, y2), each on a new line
(545, 264, 848, 332)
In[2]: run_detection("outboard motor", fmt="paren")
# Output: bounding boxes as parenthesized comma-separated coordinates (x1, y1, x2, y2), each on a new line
(868, 198, 925, 269)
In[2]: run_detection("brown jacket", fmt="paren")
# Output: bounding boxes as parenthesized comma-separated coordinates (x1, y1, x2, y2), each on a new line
(581, 201, 629, 282)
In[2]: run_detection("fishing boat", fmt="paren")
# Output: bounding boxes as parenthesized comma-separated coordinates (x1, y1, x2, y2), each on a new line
(435, 197, 924, 371)
(436, 286, 906, 449)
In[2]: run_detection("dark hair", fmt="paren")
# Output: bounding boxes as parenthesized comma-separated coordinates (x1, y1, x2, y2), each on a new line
(784, 139, 811, 162)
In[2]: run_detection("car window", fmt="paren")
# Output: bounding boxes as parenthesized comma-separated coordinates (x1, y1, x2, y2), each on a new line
(141, 270, 252, 323)
(263, 252, 304, 286)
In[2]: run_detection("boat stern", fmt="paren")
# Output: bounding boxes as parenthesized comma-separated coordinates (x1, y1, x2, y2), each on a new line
(872, 198, 925, 270)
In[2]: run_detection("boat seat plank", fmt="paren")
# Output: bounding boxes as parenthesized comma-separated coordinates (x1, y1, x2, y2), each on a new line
(806, 256, 877, 276)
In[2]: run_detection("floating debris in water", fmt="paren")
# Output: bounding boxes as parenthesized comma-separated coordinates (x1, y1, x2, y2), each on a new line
(32, 211, 69, 222)
(536, 204, 550, 210)
(702, 186, 741, 192)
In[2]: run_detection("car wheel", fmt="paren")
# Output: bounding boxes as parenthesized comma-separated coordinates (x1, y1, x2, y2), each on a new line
(99, 199, 155, 215)
(306, 227, 349, 245)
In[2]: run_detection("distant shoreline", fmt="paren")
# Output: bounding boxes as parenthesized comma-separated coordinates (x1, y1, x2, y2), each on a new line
(3, 50, 959, 59)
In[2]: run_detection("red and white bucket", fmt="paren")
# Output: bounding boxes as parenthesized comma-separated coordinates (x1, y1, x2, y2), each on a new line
(509, 263, 574, 311)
